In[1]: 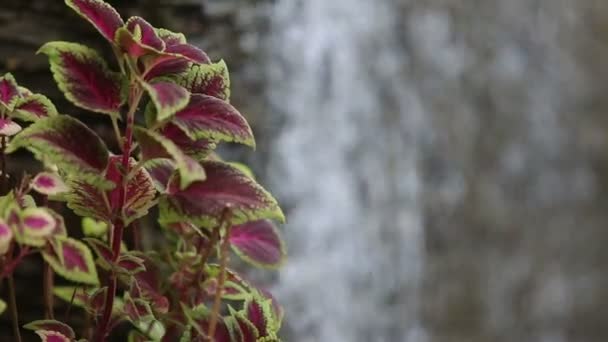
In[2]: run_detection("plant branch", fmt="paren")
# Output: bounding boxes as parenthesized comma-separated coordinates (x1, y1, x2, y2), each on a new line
(7, 270, 21, 342)
(95, 84, 144, 342)
(207, 210, 232, 339)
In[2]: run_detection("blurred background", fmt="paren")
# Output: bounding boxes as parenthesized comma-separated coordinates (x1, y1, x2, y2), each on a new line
(3, 0, 608, 341)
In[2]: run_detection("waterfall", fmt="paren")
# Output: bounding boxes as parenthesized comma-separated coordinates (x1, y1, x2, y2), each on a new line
(266, 0, 427, 340)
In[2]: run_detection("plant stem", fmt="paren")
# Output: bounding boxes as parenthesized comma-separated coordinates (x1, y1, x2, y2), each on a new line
(207, 210, 232, 339)
(43, 259, 54, 319)
(7, 270, 21, 342)
(95, 86, 143, 342)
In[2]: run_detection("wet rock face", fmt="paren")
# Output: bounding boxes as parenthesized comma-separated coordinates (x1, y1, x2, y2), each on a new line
(409, 1, 608, 342)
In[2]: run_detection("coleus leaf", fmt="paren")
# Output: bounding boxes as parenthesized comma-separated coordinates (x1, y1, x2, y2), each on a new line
(0, 218, 13, 255)
(9, 205, 55, 247)
(7, 115, 110, 186)
(34, 330, 71, 342)
(42, 236, 99, 285)
(229, 220, 286, 269)
(134, 127, 206, 190)
(38, 42, 125, 116)
(170, 93, 254, 147)
(31, 172, 69, 196)
(142, 158, 175, 193)
(12, 94, 58, 122)
(142, 81, 189, 122)
(161, 123, 216, 161)
(159, 160, 284, 228)
(21, 207, 56, 238)
(141, 28, 209, 80)
(0, 299, 6, 315)
(245, 296, 275, 338)
(48, 209, 68, 237)
(66, 155, 156, 224)
(0, 73, 20, 112)
(86, 286, 108, 314)
(84, 237, 113, 269)
(53, 286, 124, 316)
(116, 253, 146, 275)
(53, 286, 87, 307)
(65, 0, 124, 43)
(115, 16, 165, 58)
(176, 61, 230, 101)
(124, 293, 166, 341)
(23, 320, 76, 340)
(0, 118, 21, 136)
(231, 309, 259, 342)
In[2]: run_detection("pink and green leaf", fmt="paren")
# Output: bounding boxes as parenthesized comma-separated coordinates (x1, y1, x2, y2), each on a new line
(7, 115, 110, 186)
(84, 237, 113, 269)
(229, 220, 286, 269)
(21, 207, 56, 238)
(171, 93, 254, 147)
(38, 42, 125, 116)
(12, 94, 58, 122)
(105, 155, 157, 224)
(0, 218, 13, 255)
(65, 0, 124, 43)
(67, 156, 156, 224)
(31, 172, 69, 196)
(0, 118, 21, 136)
(42, 235, 99, 285)
(115, 16, 165, 58)
(142, 158, 175, 193)
(176, 60, 230, 101)
(134, 127, 206, 190)
(0, 73, 21, 112)
(65, 178, 112, 221)
(34, 330, 71, 342)
(23, 320, 76, 339)
(161, 123, 216, 161)
(142, 81, 189, 122)
(159, 161, 284, 228)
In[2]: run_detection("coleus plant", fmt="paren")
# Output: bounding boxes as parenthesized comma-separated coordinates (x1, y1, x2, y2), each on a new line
(0, 0, 286, 341)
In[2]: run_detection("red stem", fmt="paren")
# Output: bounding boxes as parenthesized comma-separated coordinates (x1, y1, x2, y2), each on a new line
(95, 86, 143, 342)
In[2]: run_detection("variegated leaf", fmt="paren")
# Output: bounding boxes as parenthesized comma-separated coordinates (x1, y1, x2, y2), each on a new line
(0, 73, 20, 112)
(142, 81, 189, 122)
(171, 93, 254, 147)
(34, 330, 71, 342)
(67, 156, 156, 224)
(38, 42, 125, 116)
(134, 127, 205, 190)
(159, 160, 284, 228)
(229, 220, 286, 269)
(21, 207, 56, 238)
(0, 218, 13, 255)
(24, 320, 76, 340)
(7, 115, 110, 186)
(42, 235, 99, 285)
(12, 94, 58, 122)
(31, 172, 69, 196)
(115, 16, 164, 58)
(0, 118, 21, 136)
(65, 0, 124, 43)
(176, 60, 230, 101)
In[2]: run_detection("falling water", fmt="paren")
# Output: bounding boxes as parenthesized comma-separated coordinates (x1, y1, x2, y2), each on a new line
(266, 0, 427, 341)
